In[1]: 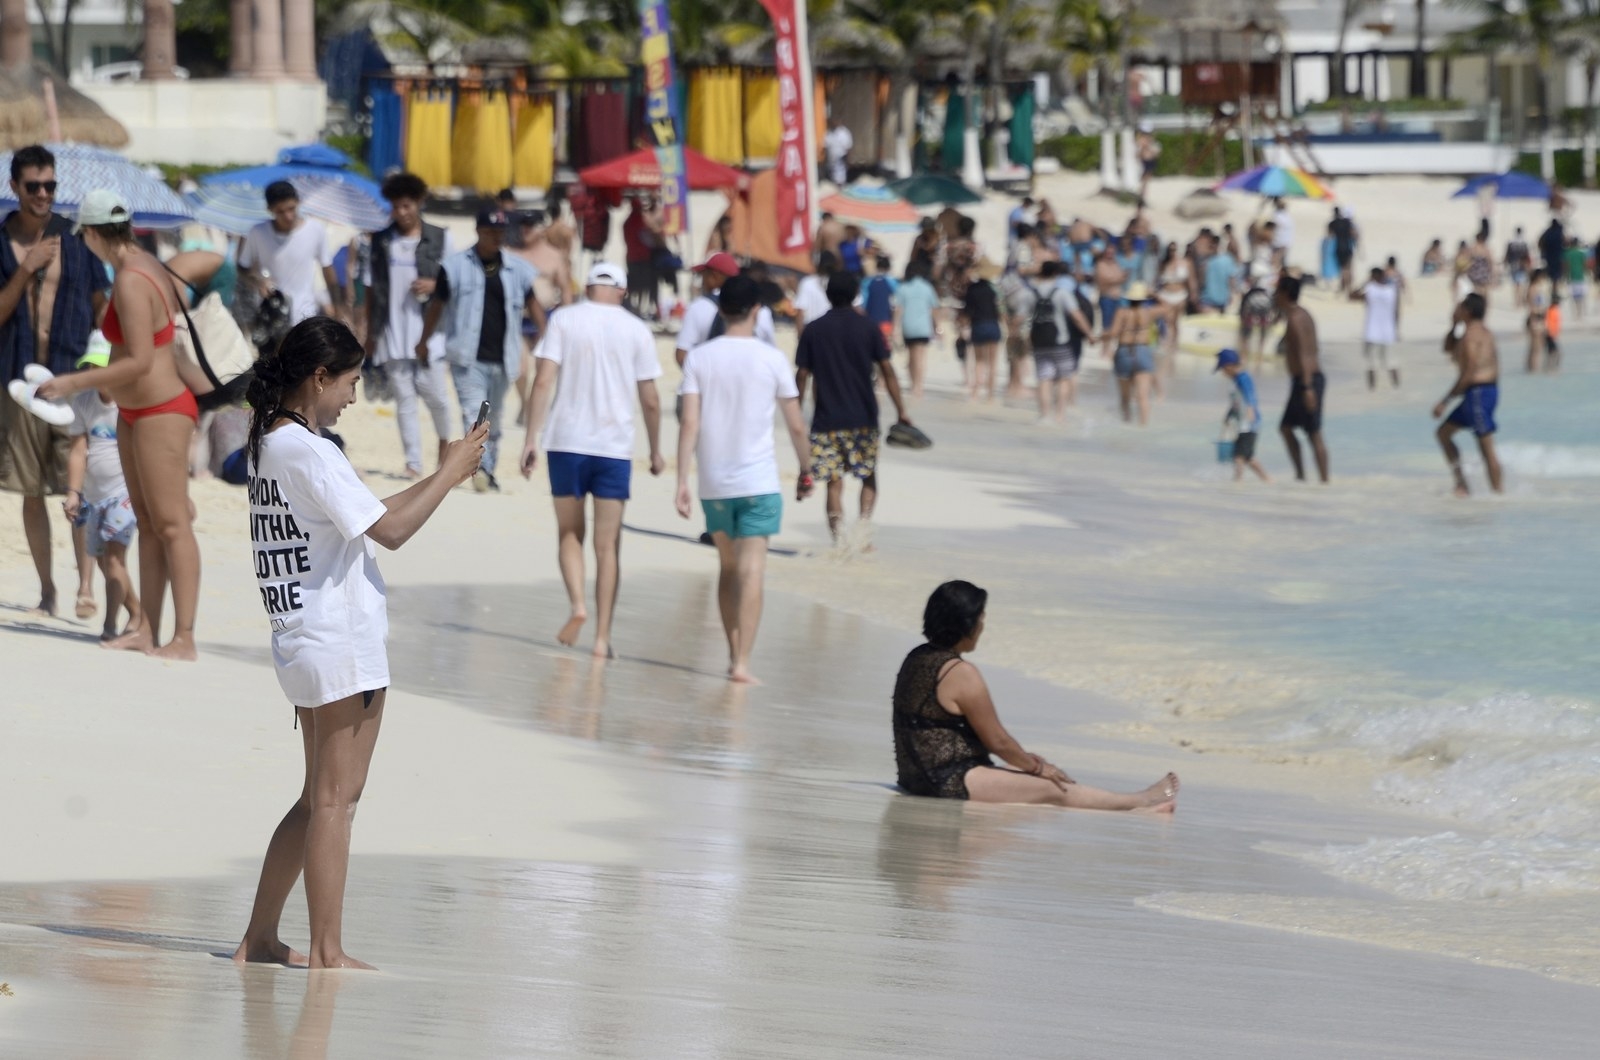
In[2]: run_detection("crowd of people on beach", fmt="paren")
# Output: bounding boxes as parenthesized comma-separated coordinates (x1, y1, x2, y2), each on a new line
(14, 138, 1586, 970)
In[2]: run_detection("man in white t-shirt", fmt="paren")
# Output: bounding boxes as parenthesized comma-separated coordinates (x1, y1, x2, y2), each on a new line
(1270, 196, 1294, 265)
(824, 120, 853, 185)
(792, 253, 836, 331)
(1352, 266, 1400, 390)
(363, 171, 456, 478)
(675, 276, 813, 684)
(239, 181, 342, 326)
(520, 262, 663, 660)
(674, 252, 776, 367)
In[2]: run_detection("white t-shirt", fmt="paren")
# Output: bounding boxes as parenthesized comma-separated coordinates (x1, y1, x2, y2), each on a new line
(538, 301, 662, 460)
(825, 125, 853, 163)
(676, 294, 776, 352)
(241, 219, 334, 325)
(793, 276, 831, 327)
(249, 426, 389, 708)
(679, 336, 798, 500)
(1272, 208, 1294, 252)
(1363, 282, 1398, 345)
(68, 391, 124, 503)
(365, 229, 456, 364)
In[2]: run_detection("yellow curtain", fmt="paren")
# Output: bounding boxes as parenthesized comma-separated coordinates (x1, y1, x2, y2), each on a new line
(405, 90, 453, 190)
(513, 96, 555, 189)
(689, 67, 744, 164)
(742, 72, 780, 161)
(451, 90, 514, 193)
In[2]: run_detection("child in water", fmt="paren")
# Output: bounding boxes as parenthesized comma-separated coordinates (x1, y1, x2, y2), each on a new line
(1216, 347, 1269, 483)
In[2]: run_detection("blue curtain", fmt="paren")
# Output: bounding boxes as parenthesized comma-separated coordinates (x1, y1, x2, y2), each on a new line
(941, 91, 966, 174)
(368, 84, 403, 178)
(1008, 85, 1035, 169)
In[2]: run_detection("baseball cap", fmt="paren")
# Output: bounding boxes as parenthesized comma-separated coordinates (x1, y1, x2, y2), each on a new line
(475, 207, 509, 229)
(78, 329, 112, 369)
(73, 188, 131, 233)
(586, 262, 627, 289)
(692, 252, 740, 277)
(1214, 348, 1241, 371)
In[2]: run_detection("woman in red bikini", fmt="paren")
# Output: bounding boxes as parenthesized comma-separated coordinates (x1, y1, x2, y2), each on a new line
(37, 190, 202, 660)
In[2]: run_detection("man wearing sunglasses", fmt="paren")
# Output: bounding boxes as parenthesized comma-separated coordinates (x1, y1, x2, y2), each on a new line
(0, 144, 113, 616)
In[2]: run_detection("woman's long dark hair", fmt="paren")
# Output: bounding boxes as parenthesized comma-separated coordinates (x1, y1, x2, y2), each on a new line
(246, 316, 364, 466)
(923, 581, 988, 650)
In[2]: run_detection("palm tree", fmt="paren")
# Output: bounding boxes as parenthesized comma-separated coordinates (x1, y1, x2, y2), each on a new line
(1561, 0, 1600, 185)
(1, 0, 29, 71)
(1052, 0, 1148, 123)
(144, 0, 178, 79)
(1333, 0, 1374, 99)
(1447, 0, 1569, 181)
(1409, 0, 1428, 98)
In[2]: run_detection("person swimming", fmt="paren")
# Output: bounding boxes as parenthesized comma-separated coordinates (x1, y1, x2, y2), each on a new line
(892, 580, 1178, 811)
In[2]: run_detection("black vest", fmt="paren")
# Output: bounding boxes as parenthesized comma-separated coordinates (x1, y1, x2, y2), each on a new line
(367, 222, 446, 329)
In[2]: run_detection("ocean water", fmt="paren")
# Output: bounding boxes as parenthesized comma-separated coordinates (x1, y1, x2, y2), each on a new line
(779, 337, 1600, 968)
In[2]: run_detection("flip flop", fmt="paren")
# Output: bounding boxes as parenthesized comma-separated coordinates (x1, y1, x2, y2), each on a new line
(8, 378, 75, 427)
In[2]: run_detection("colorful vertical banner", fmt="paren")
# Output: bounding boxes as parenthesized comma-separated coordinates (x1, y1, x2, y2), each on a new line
(639, 0, 689, 235)
(758, 0, 818, 254)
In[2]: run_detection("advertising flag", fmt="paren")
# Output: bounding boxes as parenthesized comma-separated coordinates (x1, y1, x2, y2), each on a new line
(639, 0, 689, 235)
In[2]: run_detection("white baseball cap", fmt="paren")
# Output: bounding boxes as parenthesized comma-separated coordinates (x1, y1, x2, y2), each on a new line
(586, 262, 627, 289)
(72, 188, 131, 233)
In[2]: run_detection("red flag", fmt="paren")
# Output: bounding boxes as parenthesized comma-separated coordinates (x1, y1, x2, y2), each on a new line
(758, 0, 817, 254)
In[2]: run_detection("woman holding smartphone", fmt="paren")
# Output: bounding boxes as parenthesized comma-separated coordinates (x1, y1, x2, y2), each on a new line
(231, 317, 487, 970)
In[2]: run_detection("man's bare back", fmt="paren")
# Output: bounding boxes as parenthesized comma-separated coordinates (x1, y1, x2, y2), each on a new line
(1283, 304, 1320, 380)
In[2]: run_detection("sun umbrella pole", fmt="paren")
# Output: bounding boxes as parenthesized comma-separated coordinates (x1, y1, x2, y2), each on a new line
(42, 79, 61, 142)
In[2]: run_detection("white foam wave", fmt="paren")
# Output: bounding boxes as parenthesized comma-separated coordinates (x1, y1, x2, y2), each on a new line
(1493, 441, 1600, 478)
(1281, 692, 1600, 897)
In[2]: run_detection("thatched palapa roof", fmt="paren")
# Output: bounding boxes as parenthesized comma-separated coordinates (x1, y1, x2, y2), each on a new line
(0, 65, 129, 151)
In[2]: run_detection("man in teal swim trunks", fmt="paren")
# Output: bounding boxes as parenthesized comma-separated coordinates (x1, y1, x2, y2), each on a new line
(676, 276, 814, 683)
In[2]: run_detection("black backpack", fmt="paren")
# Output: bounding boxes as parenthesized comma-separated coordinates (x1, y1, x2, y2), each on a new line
(1028, 283, 1063, 349)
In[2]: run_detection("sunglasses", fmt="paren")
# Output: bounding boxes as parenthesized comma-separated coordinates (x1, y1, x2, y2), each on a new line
(23, 180, 58, 195)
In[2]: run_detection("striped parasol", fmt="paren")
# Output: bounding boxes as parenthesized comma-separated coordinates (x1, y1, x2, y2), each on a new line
(187, 177, 390, 236)
(0, 142, 193, 228)
(819, 185, 920, 232)
(296, 176, 390, 232)
(184, 184, 269, 237)
(1215, 165, 1334, 200)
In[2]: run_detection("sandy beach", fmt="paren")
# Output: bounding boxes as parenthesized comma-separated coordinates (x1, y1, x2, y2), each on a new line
(4, 172, 1600, 1057)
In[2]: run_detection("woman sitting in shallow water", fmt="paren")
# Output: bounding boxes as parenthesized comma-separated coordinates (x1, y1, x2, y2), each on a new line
(893, 581, 1178, 811)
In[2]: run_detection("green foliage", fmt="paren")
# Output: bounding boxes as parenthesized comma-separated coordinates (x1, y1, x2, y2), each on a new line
(1040, 130, 1244, 177)
(1513, 150, 1584, 186)
(1303, 97, 1469, 114)
(147, 163, 235, 187)
(323, 133, 373, 175)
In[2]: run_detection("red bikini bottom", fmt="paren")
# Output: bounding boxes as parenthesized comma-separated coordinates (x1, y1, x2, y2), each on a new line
(120, 389, 199, 426)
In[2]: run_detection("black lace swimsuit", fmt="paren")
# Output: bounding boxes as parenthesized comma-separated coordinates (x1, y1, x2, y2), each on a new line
(893, 644, 994, 799)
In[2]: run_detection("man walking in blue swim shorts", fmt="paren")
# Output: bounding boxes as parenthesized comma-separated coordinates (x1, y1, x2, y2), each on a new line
(675, 275, 814, 684)
(521, 262, 665, 658)
(1435, 292, 1503, 497)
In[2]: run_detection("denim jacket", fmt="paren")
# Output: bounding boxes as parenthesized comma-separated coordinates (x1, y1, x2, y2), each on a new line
(438, 249, 537, 380)
(0, 212, 111, 383)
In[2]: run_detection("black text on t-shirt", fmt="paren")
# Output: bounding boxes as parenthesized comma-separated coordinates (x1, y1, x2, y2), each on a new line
(249, 474, 312, 625)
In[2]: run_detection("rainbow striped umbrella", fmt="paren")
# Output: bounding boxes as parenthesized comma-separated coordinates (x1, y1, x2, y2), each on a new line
(819, 186, 921, 232)
(1215, 165, 1334, 200)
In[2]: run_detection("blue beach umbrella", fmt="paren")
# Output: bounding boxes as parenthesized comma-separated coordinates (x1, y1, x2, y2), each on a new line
(0, 142, 194, 228)
(184, 184, 270, 237)
(202, 144, 388, 231)
(1451, 171, 1551, 200)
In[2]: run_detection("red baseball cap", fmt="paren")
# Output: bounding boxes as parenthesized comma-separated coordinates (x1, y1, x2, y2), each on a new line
(692, 252, 740, 277)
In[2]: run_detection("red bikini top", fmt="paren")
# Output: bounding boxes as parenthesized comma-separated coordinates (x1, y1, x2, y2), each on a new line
(102, 269, 176, 348)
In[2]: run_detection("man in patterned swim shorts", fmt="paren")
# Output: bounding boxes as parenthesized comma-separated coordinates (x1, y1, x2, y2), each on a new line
(795, 271, 912, 543)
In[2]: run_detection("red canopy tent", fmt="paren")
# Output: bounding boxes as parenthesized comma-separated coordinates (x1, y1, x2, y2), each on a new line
(578, 147, 748, 192)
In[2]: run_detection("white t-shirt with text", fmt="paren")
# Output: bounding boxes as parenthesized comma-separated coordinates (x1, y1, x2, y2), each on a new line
(679, 336, 798, 500)
(250, 426, 389, 707)
(241, 219, 334, 325)
(538, 301, 662, 461)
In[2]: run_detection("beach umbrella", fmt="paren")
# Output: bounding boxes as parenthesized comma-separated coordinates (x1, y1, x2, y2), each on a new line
(0, 142, 193, 228)
(1215, 165, 1334, 200)
(201, 143, 389, 230)
(819, 186, 921, 232)
(184, 184, 271, 236)
(886, 173, 982, 207)
(1451, 171, 1551, 200)
(577, 147, 748, 192)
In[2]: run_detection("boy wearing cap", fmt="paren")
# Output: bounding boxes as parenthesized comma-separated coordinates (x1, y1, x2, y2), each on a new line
(675, 275, 813, 684)
(1216, 348, 1269, 483)
(421, 208, 541, 490)
(521, 263, 664, 659)
(64, 333, 142, 641)
(1, 144, 113, 617)
(674, 252, 776, 369)
(239, 181, 343, 326)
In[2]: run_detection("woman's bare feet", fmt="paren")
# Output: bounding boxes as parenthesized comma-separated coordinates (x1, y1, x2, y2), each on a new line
(232, 937, 309, 967)
(28, 589, 57, 618)
(309, 950, 376, 971)
(1131, 772, 1180, 814)
(557, 612, 587, 647)
(103, 625, 152, 652)
(148, 633, 198, 661)
(75, 593, 96, 620)
(591, 638, 616, 660)
(728, 665, 762, 686)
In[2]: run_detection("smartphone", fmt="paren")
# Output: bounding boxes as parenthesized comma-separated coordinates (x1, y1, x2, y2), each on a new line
(473, 400, 491, 429)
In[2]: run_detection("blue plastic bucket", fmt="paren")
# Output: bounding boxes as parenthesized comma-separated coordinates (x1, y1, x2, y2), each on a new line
(1215, 439, 1235, 463)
